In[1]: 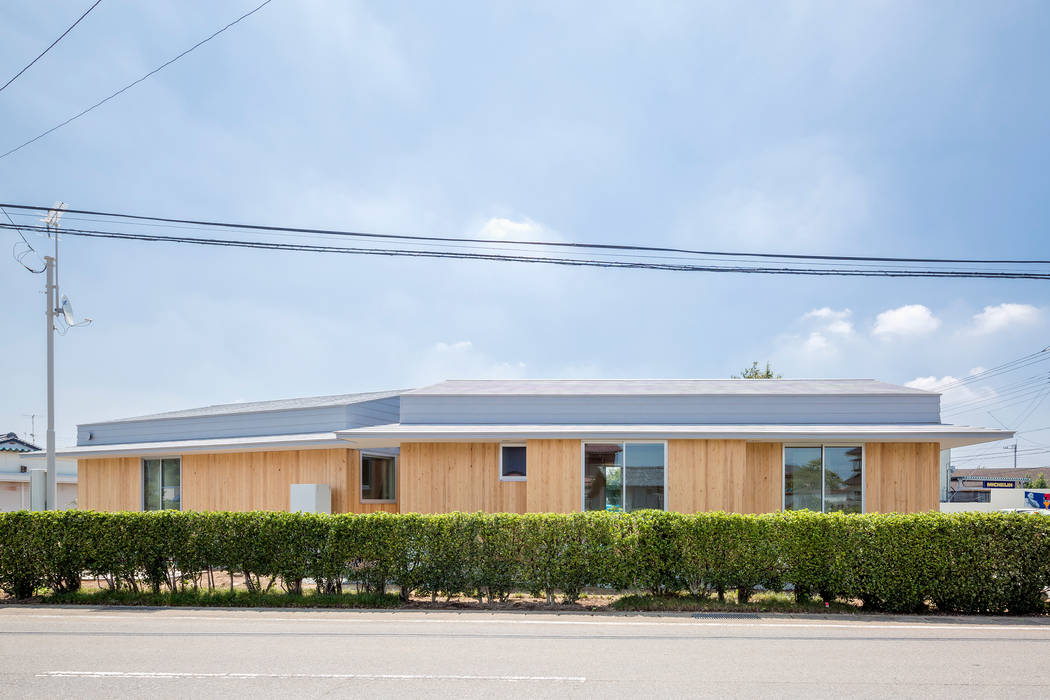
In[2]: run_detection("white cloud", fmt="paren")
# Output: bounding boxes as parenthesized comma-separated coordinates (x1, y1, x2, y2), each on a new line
(969, 303, 1041, 335)
(803, 307, 851, 321)
(906, 375, 959, 392)
(826, 320, 854, 335)
(479, 217, 547, 240)
(800, 307, 853, 338)
(434, 340, 472, 353)
(872, 305, 940, 338)
(906, 375, 991, 405)
(804, 332, 831, 353)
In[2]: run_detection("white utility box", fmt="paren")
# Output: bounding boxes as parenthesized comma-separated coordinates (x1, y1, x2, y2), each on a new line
(289, 483, 331, 514)
(30, 469, 46, 511)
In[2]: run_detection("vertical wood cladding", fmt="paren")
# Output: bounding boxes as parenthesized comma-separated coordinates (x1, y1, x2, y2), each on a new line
(525, 439, 581, 513)
(864, 442, 940, 513)
(667, 439, 780, 513)
(78, 440, 941, 515)
(78, 457, 140, 511)
(80, 449, 398, 514)
(399, 442, 527, 513)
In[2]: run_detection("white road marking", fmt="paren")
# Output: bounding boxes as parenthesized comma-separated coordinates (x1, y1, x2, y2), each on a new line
(4, 612, 1050, 633)
(40, 670, 586, 682)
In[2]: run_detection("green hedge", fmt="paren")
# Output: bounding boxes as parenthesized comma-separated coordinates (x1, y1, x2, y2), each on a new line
(1, 510, 1048, 614)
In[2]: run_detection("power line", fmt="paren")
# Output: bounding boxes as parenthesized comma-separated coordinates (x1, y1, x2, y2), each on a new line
(3, 207, 45, 273)
(944, 388, 1050, 417)
(950, 447, 1050, 461)
(0, 1, 103, 94)
(927, 349, 1050, 392)
(5, 221, 1050, 280)
(942, 375, 1050, 412)
(7, 209, 1044, 273)
(0, 0, 274, 161)
(2, 202, 1050, 267)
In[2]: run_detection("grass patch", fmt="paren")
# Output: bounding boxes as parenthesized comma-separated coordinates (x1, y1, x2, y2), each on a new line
(613, 591, 858, 614)
(37, 588, 402, 609)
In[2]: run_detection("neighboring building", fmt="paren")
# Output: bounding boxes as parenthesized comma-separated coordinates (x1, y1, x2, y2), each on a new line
(47, 379, 1012, 515)
(942, 466, 1050, 511)
(0, 432, 78, 511)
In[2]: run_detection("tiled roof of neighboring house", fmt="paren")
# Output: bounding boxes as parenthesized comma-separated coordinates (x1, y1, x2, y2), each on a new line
(951, 467, 1049, 480)
(84, 390, 408, 424)
(407, 379, 934, 396)
(0, 432, 40, 452)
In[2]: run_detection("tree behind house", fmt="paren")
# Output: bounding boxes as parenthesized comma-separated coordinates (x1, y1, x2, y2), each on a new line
(734, 361, 781, 379)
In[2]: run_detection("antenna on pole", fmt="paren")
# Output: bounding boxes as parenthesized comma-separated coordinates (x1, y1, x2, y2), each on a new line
(22, 414, 37, 444)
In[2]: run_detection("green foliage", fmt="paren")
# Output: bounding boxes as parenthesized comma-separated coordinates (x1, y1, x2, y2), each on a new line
(1027, 473, 1049, 489)
(733, 361, 781, 379)
(0, 510, 1047, 614)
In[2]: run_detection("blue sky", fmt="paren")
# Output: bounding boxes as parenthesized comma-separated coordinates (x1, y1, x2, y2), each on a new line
(1, 1, 1048, 467)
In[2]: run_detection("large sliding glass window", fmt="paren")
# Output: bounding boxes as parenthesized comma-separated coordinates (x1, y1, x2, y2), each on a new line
(584, 442, 665, 512)
(784, 446, 863, 513)
(143, 458, 181, 511)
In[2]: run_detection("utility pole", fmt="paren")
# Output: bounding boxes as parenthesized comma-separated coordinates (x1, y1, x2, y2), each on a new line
(37, 202, 89, 511)
(42, 203, 67, 511)
(1003, 442, 1017, 469)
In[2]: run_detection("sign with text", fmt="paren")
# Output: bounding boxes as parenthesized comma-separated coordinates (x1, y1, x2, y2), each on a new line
(982, 480, 1017, 488)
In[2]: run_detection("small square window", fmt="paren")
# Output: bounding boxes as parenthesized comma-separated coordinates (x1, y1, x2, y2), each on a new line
(500, 444, 526, 481)
(361, 454, 397, 502)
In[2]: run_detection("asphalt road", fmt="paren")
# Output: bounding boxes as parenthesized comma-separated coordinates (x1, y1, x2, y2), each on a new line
(1, 606, 1049, 699)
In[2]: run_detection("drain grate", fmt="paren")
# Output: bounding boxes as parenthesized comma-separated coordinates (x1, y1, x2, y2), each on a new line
(691, 612, 761, 620)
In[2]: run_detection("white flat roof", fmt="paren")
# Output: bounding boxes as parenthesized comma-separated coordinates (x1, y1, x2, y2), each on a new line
(49, 423, 1012, 458)
(336, 423, 1011, 449)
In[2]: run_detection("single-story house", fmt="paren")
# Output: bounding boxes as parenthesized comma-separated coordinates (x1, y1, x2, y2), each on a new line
(0, 432, 78, 511)
(51, 379, 1013, 515)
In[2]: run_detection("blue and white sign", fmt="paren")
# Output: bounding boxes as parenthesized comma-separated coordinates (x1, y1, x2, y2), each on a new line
(1024, 491, 1050, 509)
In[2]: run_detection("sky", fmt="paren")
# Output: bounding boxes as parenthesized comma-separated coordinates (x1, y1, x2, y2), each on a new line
(1, 1, 1048, 468)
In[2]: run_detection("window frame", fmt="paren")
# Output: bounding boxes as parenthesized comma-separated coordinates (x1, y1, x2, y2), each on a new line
(360, 452, 398, 504)
(580, 440, 668, 513)
(781, 443, 865, 514)
(140, 456, 182, 512)
(499, 443, 528, 482)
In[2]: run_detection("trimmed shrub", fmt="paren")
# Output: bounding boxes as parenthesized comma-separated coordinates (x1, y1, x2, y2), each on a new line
(0, 510, 1046, 614)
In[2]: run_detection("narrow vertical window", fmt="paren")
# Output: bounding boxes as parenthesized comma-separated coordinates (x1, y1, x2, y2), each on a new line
(361, 454, 397, 502)
(784, 447, 822, 512)
(143, 457, 180, 511)
(823, 446, 863, 513)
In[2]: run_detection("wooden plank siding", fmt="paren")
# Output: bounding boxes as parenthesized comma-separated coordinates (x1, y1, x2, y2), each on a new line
(864, 442, 940, 513)
(743, 442, 783, 513)
(80, 449, 398, 514)
(526, 439, 581, 513)
(78, 457, 140, 511)
(78, 440, 941, 515)
(667, 439, 769, 513)
(399, 443, 527, 514)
